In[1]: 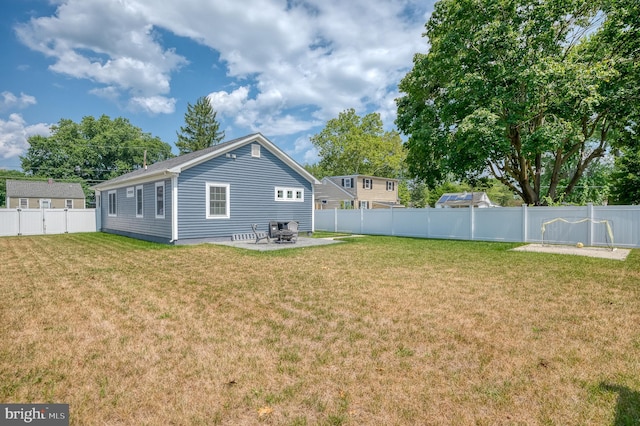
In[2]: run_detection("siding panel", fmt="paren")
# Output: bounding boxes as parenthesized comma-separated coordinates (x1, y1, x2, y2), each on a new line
(99, 179, 172, 242)
(177, 143, 312, 241)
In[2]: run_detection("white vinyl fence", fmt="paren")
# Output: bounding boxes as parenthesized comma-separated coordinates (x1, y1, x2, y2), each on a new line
(315, 204, 640, 248)
(0, 209, 96, 237)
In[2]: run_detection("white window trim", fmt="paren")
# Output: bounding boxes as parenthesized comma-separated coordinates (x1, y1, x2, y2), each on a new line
(40, 199, 51, 208)
(65, 199, 73, 209)
(108, 191, 117, 217)
(359, 200, 369, 209)
(251, 143, 261, 158)
(343, 178, 353, 188)
(135, 185, 144, 218)
(275, 186, 304, 202)
(363, 178, 372, 190)
(155, 182, 165, 219)
(206, 182, 230, 219)
(19, 198, 28, 209)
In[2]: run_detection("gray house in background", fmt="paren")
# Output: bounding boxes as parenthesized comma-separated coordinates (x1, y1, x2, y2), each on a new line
(92, 133, 320, 244)
(6, 179, 86, 209)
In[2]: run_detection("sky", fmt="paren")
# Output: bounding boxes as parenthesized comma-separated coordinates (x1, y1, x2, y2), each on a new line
(0, 0, 434, 172)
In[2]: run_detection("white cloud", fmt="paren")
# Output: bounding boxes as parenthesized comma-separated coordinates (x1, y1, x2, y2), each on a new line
(1, 92, 37, 111)
(290, 135, 319, 165)
(15, 0, 187, 110)
(0, 114, 51, 159)
(128, 96, 176, 115)
(15, 0, 433, 131)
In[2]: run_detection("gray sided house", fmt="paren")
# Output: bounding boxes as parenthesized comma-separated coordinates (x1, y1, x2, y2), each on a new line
(6, 179, 86, 209)
(92, 133, 320, 244)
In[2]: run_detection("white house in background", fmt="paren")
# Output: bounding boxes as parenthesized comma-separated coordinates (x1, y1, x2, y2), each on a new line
(435, 192, 497, 208)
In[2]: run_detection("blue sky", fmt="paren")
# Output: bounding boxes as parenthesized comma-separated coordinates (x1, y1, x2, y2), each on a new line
(0, 0, 433, 171)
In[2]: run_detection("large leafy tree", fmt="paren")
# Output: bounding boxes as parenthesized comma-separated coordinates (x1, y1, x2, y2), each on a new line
(310, 109, 405, 178)
(21, 115, 173, 185)
(396, 0, 639, 205)
(175, 96, 225, 154)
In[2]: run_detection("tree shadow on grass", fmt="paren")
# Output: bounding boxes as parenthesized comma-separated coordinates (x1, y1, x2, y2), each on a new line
(599, 382, 640, 426)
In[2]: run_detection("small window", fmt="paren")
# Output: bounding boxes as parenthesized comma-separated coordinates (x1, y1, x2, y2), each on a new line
(251, 144, 261, 158)
(155, 182, 165, 219)
(342, 200, 354, 209)
(65, 199, 73, 209)
(206, 182, 230, 219)
(108, 191, 117, 216)
(386, 181, 395, 191)
(342, 178, 353, 188)
(363, 178, 372, 189)
(19, 198, 28, 209)
(40, 199, 51, 209)
(136, 185, 143, 218)
(126, 187, 134, 198)
(359, 201, 369, 209)
(275, 187, 304, 202)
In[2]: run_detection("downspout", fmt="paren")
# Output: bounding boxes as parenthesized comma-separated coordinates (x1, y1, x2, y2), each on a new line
(170, 174, 179, 243)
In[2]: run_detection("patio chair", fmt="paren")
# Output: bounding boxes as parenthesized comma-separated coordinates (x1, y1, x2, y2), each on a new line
(251, 224, 270, 244)
(286, 220, 299, 243)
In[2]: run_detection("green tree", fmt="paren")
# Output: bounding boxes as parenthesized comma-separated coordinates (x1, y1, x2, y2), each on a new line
(175, 96, 225, 154)
(396, 0, 639, 205)
(0, 170, 26, 207)
(310, 109, 406, 178)
(21, 115, 173, 185)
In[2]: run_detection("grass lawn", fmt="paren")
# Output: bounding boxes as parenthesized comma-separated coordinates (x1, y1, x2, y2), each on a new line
(1, 233, 639, 425)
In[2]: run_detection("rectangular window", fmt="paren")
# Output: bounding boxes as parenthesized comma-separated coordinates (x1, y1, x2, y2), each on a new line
(108, 191, 117, 216)
(40, 199, 51, 208)
(386, 181, 395, 191)
(136, 185, 143, 218)
(206, 182, 230, 219)
(155, 182, 164, 218)
(126, 187, 134, 198)
(65, 199, 73, 209)
(275, 187, 304, 202)
(342, 178, 353, 188)
(359, 201, 369, 209)
(251, 143, 261, 158)
(363, 178, 372, 189)
(19, 198, 28, 209)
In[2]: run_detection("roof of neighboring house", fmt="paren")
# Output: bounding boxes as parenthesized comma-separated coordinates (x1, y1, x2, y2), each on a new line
(6, 180, 85, 199)
(436, 192, 495, 207)
(92, 133, 320, 191)
(314, 177, 355, 200)
(328, 174, 399, 181)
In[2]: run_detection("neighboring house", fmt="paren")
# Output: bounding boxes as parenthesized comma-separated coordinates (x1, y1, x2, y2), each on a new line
(6, 179, 86, 209)
(91, 133, 320, 244)
(435, 192, 497, 208)
(315, 175, 401, 209)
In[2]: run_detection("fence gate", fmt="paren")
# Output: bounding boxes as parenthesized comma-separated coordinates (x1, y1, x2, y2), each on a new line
(0, 209, 97, 237)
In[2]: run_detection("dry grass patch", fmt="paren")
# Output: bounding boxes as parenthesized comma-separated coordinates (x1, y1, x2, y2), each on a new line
(1, 233, 639, 425)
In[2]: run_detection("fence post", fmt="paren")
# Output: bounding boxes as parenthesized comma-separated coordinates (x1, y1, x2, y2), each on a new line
(426, 207, 430, 238)
(391, 206, 395, 236)
(334, 208, 338, 233)
(360, 208, 364, 234)
(470, 205, 475, 240)
(522, 204, 528, 243)
(587, 203, 594, 246)
(17, 208, 22, 236)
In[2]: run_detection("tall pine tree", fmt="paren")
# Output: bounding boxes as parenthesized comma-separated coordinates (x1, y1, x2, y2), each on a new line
(175, 96, 225, 154)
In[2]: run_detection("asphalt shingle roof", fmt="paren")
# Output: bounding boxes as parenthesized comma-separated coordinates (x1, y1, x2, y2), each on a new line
(6, 180, 85, 199)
